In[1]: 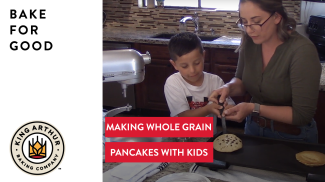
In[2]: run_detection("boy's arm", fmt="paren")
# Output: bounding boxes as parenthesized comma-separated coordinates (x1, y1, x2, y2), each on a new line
(178, 105, 210, 117)
(164, 83, 191, 117)
(165, 83, 223, 117)
(178, 102, 222, 117)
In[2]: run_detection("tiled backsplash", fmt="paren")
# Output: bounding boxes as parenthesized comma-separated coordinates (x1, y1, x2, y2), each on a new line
(104, 0, 301, 35)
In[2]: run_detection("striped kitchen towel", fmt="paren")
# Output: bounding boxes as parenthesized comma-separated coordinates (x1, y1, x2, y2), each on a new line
(103, 162, 169, 182)
(190, 164, 305, 182)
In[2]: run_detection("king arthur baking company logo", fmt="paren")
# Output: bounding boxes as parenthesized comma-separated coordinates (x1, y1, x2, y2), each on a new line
(10, 121, 65, 175)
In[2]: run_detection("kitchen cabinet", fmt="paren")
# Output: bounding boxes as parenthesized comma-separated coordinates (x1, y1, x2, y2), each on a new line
(133, 43, 175, 111)
(211, 48, 238, 83)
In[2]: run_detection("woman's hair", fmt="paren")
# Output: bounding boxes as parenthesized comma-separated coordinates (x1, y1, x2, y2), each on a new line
(235, 0, 296, 52)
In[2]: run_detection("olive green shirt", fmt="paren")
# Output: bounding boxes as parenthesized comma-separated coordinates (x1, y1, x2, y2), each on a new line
(235, 31, 322, 126)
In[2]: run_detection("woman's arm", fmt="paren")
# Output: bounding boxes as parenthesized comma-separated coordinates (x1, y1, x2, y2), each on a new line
(209, 46, 247, 104)
(289, 44, 321, 125)
(259, 105, 292, 124)
(209, 74, 246, 104)
(226, 78, 246, 97)
(224, 103, 294, 124)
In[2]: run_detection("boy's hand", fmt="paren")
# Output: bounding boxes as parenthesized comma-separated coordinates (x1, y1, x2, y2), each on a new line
(206, 102, 224, 118)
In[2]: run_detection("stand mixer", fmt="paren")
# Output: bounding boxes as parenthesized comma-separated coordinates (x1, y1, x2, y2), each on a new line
(103, 49, 151, 117)
(103, 49, 151, 160)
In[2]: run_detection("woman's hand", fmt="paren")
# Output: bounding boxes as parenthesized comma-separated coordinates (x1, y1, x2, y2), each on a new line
(224, 104, 235, 110)
(208, 85, 230, 105)
(224, 102, 254, 123)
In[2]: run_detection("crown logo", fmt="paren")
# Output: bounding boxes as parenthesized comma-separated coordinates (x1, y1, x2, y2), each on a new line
(29, 136, 46, 159)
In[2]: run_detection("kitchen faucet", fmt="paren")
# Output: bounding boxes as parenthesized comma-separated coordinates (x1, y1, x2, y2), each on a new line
(179, 12, 199, 34)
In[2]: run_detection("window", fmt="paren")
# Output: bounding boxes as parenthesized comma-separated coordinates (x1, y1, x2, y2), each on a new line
(145, 0, 239, 11)
(200, 1, 239, 10)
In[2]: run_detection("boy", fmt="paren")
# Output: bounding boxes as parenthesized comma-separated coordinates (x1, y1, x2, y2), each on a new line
(164, 32, 235, 133)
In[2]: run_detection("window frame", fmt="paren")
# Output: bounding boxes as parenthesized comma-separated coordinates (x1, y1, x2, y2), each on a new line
(142, 0, 222, 10)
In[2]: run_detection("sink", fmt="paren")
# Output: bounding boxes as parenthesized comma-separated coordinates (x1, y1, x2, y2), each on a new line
(151, 33, 220, 41)
(151, 33, 176, 39)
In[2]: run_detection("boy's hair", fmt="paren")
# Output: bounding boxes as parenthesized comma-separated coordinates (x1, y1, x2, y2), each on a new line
(168, 32, 204, 61)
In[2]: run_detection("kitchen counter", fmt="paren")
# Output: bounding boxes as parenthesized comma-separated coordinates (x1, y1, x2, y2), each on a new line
(103, 137, 227, 182)
(321, 64, 325, 91)
(103, 27, 241, 49)
(103, 162, 226, 182)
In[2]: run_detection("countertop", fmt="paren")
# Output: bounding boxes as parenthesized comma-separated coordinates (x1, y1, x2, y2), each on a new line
(103, 137, 228, 182)
(103, 27, 325, 90)
(103, 27, 241, 49)
(103, 162, 226, 182)
(320, 67, 325, 91)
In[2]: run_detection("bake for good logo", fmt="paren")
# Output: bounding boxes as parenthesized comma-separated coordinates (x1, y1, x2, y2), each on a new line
(10, 121, 64, 175)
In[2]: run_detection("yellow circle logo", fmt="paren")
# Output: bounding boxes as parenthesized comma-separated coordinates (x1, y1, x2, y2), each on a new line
(10, 121, 65, 175)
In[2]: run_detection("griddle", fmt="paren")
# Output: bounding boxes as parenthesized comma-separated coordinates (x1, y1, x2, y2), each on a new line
(196, 132, 325, 182)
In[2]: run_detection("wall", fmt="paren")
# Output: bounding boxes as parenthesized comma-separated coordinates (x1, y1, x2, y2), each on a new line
(103, 0, 301, 35)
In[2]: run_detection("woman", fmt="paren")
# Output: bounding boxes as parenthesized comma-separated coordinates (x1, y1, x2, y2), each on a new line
(209, 0, 321, 143)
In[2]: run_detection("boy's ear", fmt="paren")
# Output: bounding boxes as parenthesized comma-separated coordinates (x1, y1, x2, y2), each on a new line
(169, 59, 178, 70)
(203, 50, 206, 58)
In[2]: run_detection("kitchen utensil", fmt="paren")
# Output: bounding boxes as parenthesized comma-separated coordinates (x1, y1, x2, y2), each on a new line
(196, 159, 229, 171)
(217, 95, 227, 134)
(156, 172, 210, 182)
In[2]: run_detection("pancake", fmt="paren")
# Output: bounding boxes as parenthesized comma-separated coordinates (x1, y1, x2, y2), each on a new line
(213, 134, 242, 152)
(296, 151, 325, 167)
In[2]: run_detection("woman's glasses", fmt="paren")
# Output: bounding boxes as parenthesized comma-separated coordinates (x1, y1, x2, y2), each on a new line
(236, 12, 275, 32)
